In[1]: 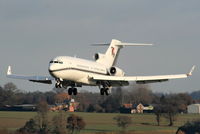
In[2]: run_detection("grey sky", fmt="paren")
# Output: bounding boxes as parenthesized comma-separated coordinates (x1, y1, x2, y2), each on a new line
(0, 0, 199, 93)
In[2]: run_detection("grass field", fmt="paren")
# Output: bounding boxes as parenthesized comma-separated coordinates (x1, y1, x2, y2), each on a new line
(0, 111, 199, 134)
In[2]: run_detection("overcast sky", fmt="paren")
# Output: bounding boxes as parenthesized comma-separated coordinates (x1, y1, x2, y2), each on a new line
(0, 0, 199, 93)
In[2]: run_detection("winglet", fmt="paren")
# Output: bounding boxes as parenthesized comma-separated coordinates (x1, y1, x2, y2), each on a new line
(187, 65, 196, 76)
(7, 66, 12, 75)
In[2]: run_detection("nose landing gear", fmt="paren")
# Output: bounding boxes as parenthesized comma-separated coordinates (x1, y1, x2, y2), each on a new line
(55, 82, 62, 88)
(55, 79, 63, 88)
(55, 79, 78, 96)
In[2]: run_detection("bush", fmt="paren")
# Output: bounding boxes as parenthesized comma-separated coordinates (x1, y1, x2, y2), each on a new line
(0, 129, 10, 134)
(176, 120, 200, 134)
(113, 115, 132, 131)
(18, 118, 40, 133)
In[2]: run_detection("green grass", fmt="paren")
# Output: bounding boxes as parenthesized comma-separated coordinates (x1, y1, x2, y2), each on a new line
(0, 111, 200, 134)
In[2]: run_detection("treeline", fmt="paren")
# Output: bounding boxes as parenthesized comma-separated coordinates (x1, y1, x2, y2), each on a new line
(0, 82, 200, 113)
(0, 83, 56, 107)
(74, 85, 195, 114)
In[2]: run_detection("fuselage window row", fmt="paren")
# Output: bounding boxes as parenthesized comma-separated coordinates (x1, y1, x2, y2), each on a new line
(50, 61, 63, 64)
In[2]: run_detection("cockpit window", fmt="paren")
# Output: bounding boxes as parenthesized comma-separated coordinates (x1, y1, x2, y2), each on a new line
(49, 61, 63, 64)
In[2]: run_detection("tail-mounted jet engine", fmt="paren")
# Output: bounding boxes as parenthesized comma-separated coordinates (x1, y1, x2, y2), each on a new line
(94, 53, 105, 61)
(109, 66, 125, 76)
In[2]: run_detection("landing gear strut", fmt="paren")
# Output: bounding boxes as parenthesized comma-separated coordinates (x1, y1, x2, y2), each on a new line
(68, 87, 78, 95)
(100, 88, 109, 96)
(55, 79, 63, 88)
(55, 82, 62, 88)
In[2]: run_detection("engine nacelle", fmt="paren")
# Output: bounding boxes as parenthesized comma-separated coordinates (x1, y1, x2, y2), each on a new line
(109, 66, 125, 76)
(94, 53, 105, 61)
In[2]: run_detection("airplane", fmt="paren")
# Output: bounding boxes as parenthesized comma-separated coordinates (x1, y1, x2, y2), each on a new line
(7, 39, 195, 96)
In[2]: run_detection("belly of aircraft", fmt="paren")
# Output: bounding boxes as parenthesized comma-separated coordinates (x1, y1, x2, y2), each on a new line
(52, 69, 97, 85)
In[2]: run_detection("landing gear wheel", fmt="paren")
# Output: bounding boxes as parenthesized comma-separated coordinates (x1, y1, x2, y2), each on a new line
(68, 88, 78, 95)
(68, 88, 73, 95)
(55, 83, 59, 88)
(105, 88, 109, 96)
(73, 88, 78, 95)
(100, 88, 109, 96)
(100, 88, 104, 95)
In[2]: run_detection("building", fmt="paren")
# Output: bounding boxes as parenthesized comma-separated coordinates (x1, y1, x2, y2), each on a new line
(120, 103, 154, 114)
(0, 104, 36, 111)
(68, 99, 79, 112)
(120, 103, 133, 113)
(49, 98, 79, 112)
(143, 104, 154, 113)
(187, 104, 200, 114)
(136, 103, 144, 113)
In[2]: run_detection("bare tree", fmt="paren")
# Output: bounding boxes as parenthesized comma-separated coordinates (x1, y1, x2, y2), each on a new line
(66, 114, 86, 134)
(54, 92, 70, 104)
(52, 111, 68, 134)
(4, 82, 17, 91)
(113, 115, 132, 131)
(154, 105, 163, 126)
(35, 101, 51, 133)
(161, 95, 178, 126)
(128, 84, 153, 104)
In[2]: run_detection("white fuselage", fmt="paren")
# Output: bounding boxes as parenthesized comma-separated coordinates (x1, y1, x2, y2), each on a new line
(48, 56, 108, 85)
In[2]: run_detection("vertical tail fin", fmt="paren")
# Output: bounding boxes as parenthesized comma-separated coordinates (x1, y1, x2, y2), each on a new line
(95, 39, 152, 67)
(95, 39, 122, 67)
(104, 39, 122, 66)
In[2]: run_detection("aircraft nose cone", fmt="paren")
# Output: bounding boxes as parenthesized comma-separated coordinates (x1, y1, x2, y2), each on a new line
(48, 65, 57, 77)
(49, 65, 55, 72)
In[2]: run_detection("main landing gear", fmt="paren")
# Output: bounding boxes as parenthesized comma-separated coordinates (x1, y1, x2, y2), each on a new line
(68, 87, 77, 95)
(100, 88, 109, 96)
(98, 82, 111, 96)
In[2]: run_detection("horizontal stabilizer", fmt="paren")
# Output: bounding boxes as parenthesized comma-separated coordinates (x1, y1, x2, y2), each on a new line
(92, 42, 153, 47)
(91, 44, 110, 46)
(115, 42, 153, 46)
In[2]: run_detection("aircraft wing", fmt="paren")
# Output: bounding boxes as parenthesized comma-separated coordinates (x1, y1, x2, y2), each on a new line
(90, 66, 195, 84)
(6, 66, 54, 84)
